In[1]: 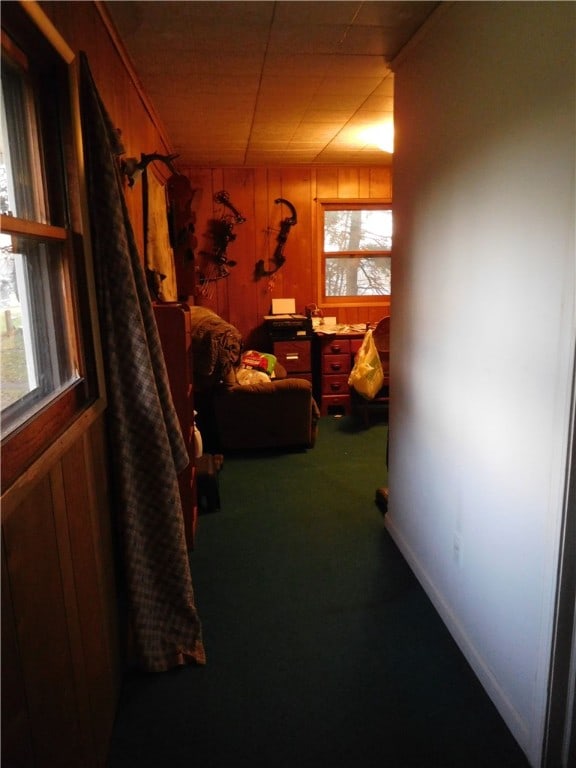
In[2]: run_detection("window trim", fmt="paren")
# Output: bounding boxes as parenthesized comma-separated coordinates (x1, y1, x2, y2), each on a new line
(316, 198, 392, 309)
(1, 1, 105, 495)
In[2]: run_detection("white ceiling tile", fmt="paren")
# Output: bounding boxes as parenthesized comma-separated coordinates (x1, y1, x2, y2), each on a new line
(106, 0, 439, 166)
(273, 2, 362, 27)
(325, 55, 392, 79)
(358, 95, 394, 112)
(291, 124, 341, 141)
(319, 77, 385, 97)
(263, 53, 334, 78)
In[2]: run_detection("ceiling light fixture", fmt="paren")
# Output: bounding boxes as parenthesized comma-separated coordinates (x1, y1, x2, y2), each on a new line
(360, 122, 394, 154)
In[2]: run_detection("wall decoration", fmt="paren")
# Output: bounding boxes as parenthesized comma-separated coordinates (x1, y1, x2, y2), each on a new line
(197, 190, 246, 298)
(255, 197, 297, 281)
(145, 169, 178, 301)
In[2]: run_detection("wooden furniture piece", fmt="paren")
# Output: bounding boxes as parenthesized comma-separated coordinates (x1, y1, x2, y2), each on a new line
(167, 173, 197, 299)
(317, 318, 391, 421)
(272, 338, 313, 383)
(189, 308, 318, 453)
(317, 331, 364, 416)
(353, 316, 391, 426)
(213, 376, 319, 452)
(153, 302, 197, 547)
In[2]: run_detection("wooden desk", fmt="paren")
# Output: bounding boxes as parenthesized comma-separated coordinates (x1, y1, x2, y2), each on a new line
(316, 329, 365, 416)
(272, 337, 313, 384)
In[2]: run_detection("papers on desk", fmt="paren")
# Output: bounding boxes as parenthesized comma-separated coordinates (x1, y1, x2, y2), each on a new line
(314, 323, 368, 336)
(263, 314, 307, 321)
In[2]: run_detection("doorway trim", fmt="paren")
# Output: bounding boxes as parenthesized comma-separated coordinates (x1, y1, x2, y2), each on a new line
(543, 347, 576, 767)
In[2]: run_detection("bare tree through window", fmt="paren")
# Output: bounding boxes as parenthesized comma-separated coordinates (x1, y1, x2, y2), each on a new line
(323, 207, 392, 298)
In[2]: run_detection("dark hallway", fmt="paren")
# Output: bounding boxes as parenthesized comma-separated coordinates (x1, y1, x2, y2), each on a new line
(107, 415, 530, 768)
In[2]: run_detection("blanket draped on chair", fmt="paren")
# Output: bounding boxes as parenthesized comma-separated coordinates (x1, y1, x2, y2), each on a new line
(78, 53, 205, 671)
(187, 305, 242, 390)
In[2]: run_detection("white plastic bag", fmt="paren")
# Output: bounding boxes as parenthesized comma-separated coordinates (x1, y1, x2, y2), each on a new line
(348, 329, 384, 400)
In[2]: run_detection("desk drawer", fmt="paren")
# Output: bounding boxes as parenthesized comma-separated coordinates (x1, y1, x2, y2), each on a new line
(322, 338, 350, 356)
(274, 340, 311, 373)
(322, 354, 351, 375)
(350, 338, 364, 355)
(322, 374, 349, 395)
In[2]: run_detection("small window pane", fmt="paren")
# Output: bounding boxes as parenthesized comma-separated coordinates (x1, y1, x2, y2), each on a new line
(325, 255, 391, 297)
(1, 50, 48, 223)
(0, 233, 79, 433)
(1, 7, 97, 489)
(324, 209, 392, 253)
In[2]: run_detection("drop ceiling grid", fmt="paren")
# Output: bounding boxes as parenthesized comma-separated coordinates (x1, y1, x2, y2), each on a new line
(105, 0, 439, 166)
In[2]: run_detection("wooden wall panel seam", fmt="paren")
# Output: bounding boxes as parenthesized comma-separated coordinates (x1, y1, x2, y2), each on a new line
(1, 532, 35, 766)
(4, 476, 85, 767)
(83, 425, 120, 693)
(180, 166, 391, 338)
(0, 399, 105, 519)
(50, 460, 96, 767)
(61, 437, 118, 766)
(93, 1, 172, 154)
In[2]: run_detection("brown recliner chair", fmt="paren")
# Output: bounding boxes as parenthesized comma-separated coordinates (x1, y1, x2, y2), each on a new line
(188, 305, 319, 452)
(213, 374, 320, 451)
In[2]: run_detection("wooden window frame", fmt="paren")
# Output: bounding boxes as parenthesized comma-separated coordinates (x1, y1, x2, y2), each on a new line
(317, 199, 392, 309)
(1, 2, 105, 494)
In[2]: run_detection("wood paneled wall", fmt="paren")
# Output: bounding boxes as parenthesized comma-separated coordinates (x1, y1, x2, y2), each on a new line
(3, 10, 392, 764)
(41, 0, 172, 255)
(40, 4, 392, 347)
(2, 4, 172, 766)
(42, 0, 393, 351)
(182, 166, 392, 348)
(2, 415, 119, 768)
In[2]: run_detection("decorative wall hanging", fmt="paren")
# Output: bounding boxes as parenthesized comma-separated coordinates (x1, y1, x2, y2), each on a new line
(122, 151, 179, 187)
(167, 173, 197, 299)
(144, 169, 178, 301)
(255, 197, 297, 280)
(79, 53, 204, 672)
(197, 190, 246, 297)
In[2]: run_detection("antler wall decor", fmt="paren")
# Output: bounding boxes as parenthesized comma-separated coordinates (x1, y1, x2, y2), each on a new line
(122, 152, 180, 187)
(255, 197, 297, 280)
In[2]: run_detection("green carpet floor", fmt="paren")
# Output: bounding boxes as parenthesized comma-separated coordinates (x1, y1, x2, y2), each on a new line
(107, 414, 530, 768)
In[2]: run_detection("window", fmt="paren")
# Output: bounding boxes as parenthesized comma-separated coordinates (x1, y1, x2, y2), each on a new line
(1, 5, 98, 489)
(319, 201, 392, 304)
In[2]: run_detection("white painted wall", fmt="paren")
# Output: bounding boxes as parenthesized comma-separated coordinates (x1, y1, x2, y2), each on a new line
(388, 3, 575, 765)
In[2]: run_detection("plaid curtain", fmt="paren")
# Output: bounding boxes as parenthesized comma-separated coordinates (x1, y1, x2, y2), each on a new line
(78, 53, 204, 671)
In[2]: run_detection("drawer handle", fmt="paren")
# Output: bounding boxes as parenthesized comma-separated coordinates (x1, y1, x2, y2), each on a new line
(331, 344, 341, 353)
(286, 353, 299, 360)
(331, 382, 342, 391)
(330, 363, 342, 371)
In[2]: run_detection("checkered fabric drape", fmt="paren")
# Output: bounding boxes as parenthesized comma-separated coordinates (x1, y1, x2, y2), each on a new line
(78, 53, 205, 671)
